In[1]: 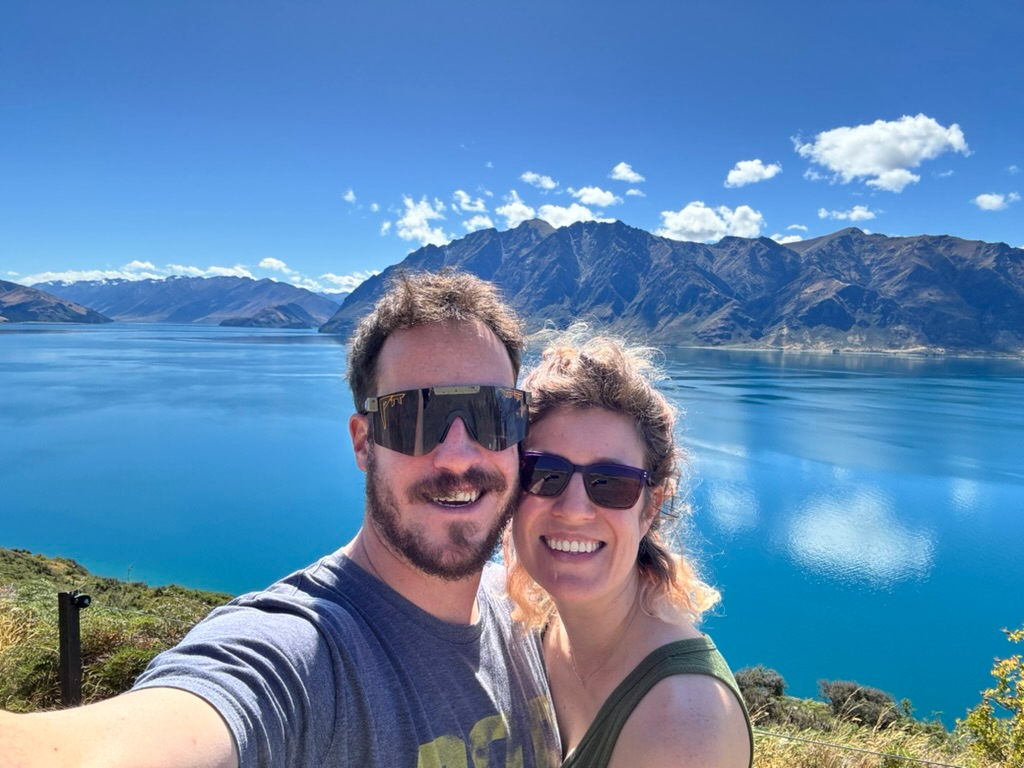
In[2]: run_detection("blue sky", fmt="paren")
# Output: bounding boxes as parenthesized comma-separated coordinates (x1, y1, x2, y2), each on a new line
(3, 1, 1022, 295)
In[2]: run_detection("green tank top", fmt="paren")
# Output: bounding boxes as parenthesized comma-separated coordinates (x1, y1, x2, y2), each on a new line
(560, 636, 754, 768)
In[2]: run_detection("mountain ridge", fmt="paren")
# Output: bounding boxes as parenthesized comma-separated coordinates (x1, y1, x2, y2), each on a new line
(321, 221, 1024, 355)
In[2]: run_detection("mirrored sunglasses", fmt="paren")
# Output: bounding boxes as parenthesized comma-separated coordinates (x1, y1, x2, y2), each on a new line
(363, 385, 531, 456)
(519, 451, 652, 509)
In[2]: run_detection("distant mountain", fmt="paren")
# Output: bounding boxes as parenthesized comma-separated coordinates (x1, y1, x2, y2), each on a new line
(34, 276, 339, 327)
(321, 220, 1024, 355)
(220, 302, 322, 329)
(0, 280, 112, 324)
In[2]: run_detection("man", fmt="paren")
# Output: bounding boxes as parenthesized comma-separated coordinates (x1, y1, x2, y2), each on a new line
(0, 271, 561, 768)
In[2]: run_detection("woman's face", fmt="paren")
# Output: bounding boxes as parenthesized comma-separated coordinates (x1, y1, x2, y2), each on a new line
(512, 407, 655, 611)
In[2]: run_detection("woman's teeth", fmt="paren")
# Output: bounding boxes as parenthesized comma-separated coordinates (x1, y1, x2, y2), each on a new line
(545, 538, 600, 554)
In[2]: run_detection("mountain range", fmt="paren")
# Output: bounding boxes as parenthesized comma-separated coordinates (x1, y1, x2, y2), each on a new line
(7, 221, 1023, 354)
(322, 221, 1024, 354)
(31, 275, 340, 327)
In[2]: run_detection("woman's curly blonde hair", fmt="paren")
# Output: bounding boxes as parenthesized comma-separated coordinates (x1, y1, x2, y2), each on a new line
(504, 326, 720, 629)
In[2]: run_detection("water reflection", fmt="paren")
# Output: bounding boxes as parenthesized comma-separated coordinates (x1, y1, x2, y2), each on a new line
(707, 482, 760, 535)
(786, 485, 935, 587)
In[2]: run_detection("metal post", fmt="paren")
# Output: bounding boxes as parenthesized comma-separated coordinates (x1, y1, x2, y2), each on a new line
(57, 591, 91, 707)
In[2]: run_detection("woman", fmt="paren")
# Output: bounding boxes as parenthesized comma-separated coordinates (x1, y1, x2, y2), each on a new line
(505, 331, 753, 768)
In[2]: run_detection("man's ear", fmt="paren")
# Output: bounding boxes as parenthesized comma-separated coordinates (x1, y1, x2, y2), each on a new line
(350, 413, 370, 472)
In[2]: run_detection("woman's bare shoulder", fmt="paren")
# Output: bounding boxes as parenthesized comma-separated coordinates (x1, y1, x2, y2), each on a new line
(608, 672, 750, 768)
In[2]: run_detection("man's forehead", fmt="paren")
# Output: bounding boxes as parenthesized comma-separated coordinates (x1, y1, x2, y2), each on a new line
(374, 320, 515, 392)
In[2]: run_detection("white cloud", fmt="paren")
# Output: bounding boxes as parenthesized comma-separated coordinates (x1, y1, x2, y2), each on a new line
(937, 170, 955, 178)
(394, 196, 449, 247)
(453, 189, 488, 212)
(609, 162, 645, 183)
(771, 233, 804, 244)
(817, 205, 878, 221)
(204, 265, 255, 278)
(973, 192, 1021, 211)
(787, 224, 808, 231)
(794, 113, 970, 193)
(22, 260, 262, 285)
(495, 190, 536, 229)
(319, 270, 378, 292)
(725, 159, 782, 188)
(343, 188, 356, 204)
(804, 168, 827, 182)
(1009, 165, 1021, 175)
(370, 202, 380, 212)
(463, 214, 494, 232)
(536, 203, 613, 229)
(568, 186, 623, 207)
(656, 201, 765, 242)
(380, 221, 392, 235)
(259, 258, 291, 273)
(486, 161, 494, 169)
(521, 171, 557, 190)
(626, 188, 646, 197)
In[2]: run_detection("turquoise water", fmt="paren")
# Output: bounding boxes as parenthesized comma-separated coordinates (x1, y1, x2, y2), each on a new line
(2, 324, 1022, 726)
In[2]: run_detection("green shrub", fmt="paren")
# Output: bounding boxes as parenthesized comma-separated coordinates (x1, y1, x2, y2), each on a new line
(960, 626, 1024, 767)
(819, 679, 900, 729)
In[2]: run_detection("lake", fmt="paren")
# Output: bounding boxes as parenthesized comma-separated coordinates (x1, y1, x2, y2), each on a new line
(2, 322, 1022, 728)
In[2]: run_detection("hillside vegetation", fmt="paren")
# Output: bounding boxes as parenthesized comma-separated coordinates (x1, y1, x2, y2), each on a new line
(1, 547, 1019, 767)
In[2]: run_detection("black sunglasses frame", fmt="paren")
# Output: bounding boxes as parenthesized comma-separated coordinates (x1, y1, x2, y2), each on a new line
(363, 385, 531, 456)
(519, 451, 653, 509)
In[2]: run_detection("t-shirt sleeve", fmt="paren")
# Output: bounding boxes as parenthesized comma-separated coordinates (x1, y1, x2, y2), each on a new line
(133, 602, 338, 768)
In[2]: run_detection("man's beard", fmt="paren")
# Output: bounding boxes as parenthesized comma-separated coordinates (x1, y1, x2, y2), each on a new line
(365, 444, 517, 581)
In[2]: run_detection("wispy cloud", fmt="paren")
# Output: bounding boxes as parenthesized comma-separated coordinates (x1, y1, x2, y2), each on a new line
(787, 224, 809, 231)
(771, 233, 804, 244)
(609, 162, 645, 183)
(1009, 165, 1020, 175)
(495, 190, 536, 229)
(20, 261, 255, 285)
(453, 189, 488, 212)
(657, 201, 764, 242)
(395, 196, 449, 247)
(568, 186, 623, 207)
(818, 205, 878, 221)
(462, 214, 494, 232)
(521, 171, 558, 190)
(626, 188, 646, 197)
(794, 113, 969, 193)
(725, 159, 782, 187)
(343, 188, 356, 204)
(973, 192, 1021, 211)
(537, 203, 613, 229)
(318, 270, 378, 292)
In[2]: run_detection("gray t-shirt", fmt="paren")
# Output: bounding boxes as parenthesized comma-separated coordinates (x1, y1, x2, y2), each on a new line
(134, 552, 560, 768)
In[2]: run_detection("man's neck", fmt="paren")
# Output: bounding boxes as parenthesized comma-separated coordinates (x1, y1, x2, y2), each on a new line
(343, 529, 483, 624)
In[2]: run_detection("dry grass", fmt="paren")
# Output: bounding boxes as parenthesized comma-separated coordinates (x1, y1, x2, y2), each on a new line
(752, 721, 999, 768)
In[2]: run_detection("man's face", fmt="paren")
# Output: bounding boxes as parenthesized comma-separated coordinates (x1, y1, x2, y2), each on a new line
(354, 320, 520, 581)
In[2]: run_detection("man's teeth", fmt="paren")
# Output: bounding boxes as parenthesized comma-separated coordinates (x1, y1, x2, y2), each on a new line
(433, 490, 481, 505)
(545, 538, 600, 554)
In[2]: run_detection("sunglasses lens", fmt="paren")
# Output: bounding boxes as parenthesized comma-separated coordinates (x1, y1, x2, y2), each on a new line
(369, 386, 529, 456)
(585, 464, 645, 509)
(369, 391, 423, 455)
(520, 453, 571, 496)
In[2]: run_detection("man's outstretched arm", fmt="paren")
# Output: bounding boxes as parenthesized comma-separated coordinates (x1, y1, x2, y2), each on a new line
(0, 688, 237, 768)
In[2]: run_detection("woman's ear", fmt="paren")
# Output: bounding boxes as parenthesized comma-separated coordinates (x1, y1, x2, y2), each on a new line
(641, 486, 664, 537)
